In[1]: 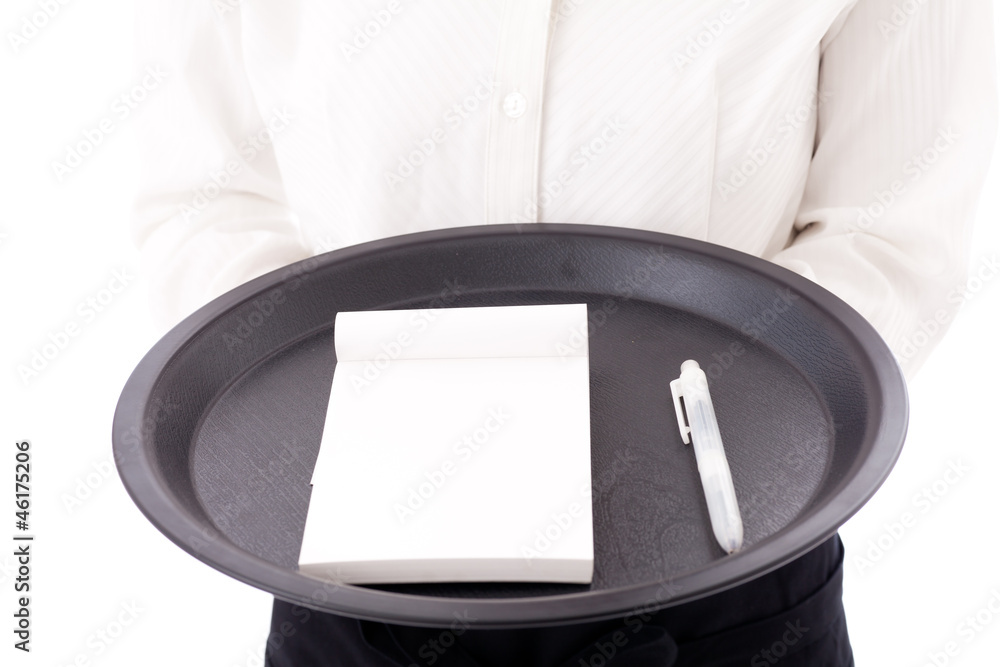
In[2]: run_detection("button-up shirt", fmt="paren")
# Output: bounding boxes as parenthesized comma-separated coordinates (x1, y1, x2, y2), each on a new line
(132, 0, 996, 377)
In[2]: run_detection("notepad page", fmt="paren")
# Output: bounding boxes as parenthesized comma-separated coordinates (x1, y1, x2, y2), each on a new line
(298, 303, 593, 584)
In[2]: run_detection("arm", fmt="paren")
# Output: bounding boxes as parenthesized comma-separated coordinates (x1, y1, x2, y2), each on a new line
(131, 0, 311, 331)
(768, 0, 997, 378)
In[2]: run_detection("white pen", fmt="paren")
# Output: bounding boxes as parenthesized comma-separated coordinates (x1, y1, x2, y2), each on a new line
(669, 360, 744, 554)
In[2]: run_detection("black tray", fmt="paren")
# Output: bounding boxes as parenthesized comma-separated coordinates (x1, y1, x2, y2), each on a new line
(113, 223, 907, 628)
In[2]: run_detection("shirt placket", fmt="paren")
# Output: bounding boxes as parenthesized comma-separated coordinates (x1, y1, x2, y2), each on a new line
(484, 0, 557, 226)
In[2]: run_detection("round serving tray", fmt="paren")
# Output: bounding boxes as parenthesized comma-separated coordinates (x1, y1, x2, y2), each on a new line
(113, 223, 907, 628)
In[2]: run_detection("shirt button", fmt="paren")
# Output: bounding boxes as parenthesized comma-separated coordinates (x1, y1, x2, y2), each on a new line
(503, 92, 527, 119)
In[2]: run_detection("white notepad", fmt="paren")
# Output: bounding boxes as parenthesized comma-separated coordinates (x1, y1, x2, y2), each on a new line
(298, 303, 593, 584)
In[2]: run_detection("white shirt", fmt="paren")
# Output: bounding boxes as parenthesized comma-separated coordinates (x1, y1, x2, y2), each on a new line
(132, 0, 996, 378)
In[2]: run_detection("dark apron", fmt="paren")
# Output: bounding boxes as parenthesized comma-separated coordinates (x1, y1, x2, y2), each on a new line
(265, 534, 852, 666)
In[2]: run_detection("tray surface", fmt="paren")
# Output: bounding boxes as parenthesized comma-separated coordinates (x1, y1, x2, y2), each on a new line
(113, 223, 907, 628)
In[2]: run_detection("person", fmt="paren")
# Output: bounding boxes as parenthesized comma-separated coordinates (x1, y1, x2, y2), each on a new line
(131, 0, 997, 664)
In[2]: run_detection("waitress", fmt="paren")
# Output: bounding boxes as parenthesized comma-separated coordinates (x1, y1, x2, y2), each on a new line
(131, 0, 997, 664)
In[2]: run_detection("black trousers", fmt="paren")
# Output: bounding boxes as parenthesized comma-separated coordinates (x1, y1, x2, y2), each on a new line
(265, 534, 852, 666)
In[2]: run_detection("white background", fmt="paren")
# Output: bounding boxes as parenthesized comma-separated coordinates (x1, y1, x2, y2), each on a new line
(1, 1, 998, 665)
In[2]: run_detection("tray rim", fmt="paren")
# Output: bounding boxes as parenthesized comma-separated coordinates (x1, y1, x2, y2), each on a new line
(112, 222, 909, 628)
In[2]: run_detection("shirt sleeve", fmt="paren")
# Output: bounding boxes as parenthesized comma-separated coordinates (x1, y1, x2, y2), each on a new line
(767, 0, 997, 379)
(131, 1, 312, 332)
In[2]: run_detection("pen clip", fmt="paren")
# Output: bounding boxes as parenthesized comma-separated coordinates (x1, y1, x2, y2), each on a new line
(669, 378, 691, 445)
